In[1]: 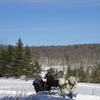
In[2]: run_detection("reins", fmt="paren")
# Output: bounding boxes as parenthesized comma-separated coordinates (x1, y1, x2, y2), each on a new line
(68, 78, 77, 89)
(59, 78, 76, 89)
(59, 79, 68, 87)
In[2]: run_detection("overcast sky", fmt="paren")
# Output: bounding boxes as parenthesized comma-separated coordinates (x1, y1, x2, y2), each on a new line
(0, 0, 100, 46)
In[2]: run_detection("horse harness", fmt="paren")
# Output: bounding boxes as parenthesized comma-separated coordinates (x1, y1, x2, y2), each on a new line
(59, 78, 76, 89)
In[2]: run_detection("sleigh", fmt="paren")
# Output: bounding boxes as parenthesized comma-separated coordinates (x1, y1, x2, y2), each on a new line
(32, 76, 79, 98)
(40, 79, 59, 91)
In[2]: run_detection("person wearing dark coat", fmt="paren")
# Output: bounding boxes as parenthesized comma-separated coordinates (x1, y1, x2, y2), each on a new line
(33, 76, 40, 93)
(39, 77, 44, 91)
(45, 72, 54, 91)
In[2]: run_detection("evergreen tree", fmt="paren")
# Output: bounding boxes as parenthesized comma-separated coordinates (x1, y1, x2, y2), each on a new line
(53, 70, 58, 78)
(10, 38, 24, 77)
(6, 45, 14, 77)
(58, 70, 64, 78)
(90, 67, 97, 83)
(31, 60, 41, 77)
(90, 63, 100, 83)
(22, 45, 32, 79)
(85, 67, 90, 82)
(0, 44, 7, 76)
(0, 50, 8, 76)
(72, 68, 77, 77)
(47, 68, 56, 77)
(97, 62, 100, 83)
(78, 66, 87, 82)
(66, 65, 72, 78)
(0, 51, 2, 76)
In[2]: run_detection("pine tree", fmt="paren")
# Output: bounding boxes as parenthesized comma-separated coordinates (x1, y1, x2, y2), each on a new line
(30, 60, 41, 77)
(97, 63, 100, 83)
(78, 66, 87, 82)
(6, 45, 14, 77)
(90, 67, 97, 83)
(47, 68, 55, 77)
(0, 50, 8, 76)
(90, 63, 100, 83)
(22, 45, 32, 79)
(58, 70, 64, 78)
(10, 38, 24, 77)
(66, 65, 72, 78)
(72, 68, 77, 77)
(85, 67, 90, 82)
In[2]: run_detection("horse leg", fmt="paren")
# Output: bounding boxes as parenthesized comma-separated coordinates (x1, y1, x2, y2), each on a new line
(59, 87, 65, 98)
(68, 92, 72, 98)
(67, 87, 73, 98)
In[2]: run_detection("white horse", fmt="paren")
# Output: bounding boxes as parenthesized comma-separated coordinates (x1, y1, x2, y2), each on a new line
(59, 76, 79, 98)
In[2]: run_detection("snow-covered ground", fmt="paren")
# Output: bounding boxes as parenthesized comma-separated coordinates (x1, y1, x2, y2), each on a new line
(0, 77, 100, 100)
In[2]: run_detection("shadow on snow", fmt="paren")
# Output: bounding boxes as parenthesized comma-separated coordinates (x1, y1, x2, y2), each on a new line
(0, 91, 77, 100)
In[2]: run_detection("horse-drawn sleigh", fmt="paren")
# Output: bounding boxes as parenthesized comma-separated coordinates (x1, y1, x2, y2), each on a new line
(32, 76, 79, 98)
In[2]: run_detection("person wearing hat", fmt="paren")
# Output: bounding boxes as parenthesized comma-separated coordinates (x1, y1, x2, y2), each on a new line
(45, 72, 54, 91)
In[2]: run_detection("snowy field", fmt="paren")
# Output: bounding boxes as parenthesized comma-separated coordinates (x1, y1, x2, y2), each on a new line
(0, 77, 100, 100)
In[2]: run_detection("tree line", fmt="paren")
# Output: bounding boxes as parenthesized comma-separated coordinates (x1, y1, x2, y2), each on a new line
(0, 38, 100, 83)
(47, 63, 100, 83)
(0, 38, 41, 79)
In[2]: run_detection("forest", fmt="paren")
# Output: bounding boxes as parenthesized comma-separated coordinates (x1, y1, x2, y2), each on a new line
(0, 38, 100, 83)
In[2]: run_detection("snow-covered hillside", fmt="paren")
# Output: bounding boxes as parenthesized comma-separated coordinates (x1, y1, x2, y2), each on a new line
(0, 77, 100, 100)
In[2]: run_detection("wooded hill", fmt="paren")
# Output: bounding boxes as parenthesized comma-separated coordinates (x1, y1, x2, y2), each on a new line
(30, 44, 100, 71)
(0, 39, 100, 83)
(1, 43, 100, 71)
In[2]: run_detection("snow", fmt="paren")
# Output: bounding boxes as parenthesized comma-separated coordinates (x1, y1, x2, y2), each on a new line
(0, 77, 100, 100)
